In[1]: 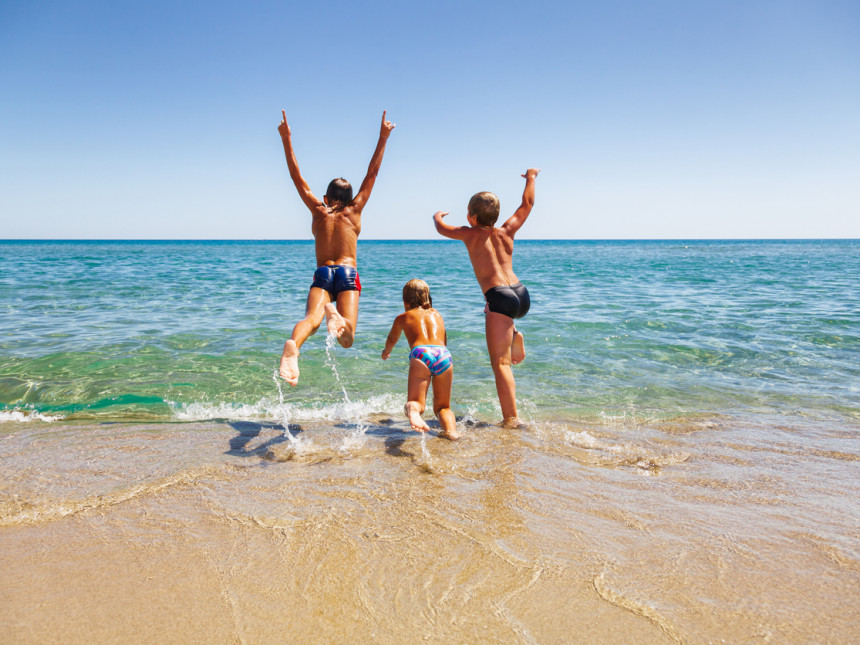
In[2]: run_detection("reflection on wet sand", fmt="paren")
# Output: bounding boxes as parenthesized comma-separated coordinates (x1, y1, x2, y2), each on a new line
(1, 417, 857, 643)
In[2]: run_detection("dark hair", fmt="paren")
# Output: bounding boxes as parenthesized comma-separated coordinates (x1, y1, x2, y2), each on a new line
(468, 191, 500, 226)
(403, 279, 432, 310)
(326, 178, 353, 208)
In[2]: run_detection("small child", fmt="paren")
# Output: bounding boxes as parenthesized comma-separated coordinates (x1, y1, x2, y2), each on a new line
(433, 169, 540, 427)
(382, 279, 459, 440)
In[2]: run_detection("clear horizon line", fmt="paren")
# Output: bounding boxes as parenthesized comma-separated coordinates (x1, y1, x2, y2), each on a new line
(2, 237, 859, 242)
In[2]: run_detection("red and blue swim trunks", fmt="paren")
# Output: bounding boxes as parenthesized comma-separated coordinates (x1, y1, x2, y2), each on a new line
(311, 264, 361, 298)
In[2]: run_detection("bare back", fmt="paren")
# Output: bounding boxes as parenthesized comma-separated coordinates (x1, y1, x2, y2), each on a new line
(400, 308, 447, 348)
(311, 205, 361, 267)
(462, 227, 518, 293)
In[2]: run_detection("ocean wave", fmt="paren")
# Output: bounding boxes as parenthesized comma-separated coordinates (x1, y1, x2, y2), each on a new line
(169, 393, 404, 424)
(0, 410, 63, 423)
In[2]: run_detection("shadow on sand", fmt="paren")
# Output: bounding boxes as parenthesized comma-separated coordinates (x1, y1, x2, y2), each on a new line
(225, 420, 303, 457)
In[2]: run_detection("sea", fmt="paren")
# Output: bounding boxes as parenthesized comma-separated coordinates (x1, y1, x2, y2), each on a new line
(1, 239, 858, 643)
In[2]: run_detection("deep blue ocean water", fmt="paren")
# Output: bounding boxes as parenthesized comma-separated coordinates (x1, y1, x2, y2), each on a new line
(1, 239, 858, 425)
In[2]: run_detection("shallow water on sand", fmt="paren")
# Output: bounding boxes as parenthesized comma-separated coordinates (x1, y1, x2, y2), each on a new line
(1, 413, 857, 643)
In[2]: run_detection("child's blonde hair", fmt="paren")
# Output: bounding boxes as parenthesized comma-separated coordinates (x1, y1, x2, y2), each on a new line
(403, 279, 432, 310)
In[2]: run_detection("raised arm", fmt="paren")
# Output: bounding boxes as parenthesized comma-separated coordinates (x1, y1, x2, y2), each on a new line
(501, 169, 540, 236)
(433, 211, 470, 241)
(352, 110, 396, 213)
(381, 316, 403, 360)
(278, 110, 322, 211)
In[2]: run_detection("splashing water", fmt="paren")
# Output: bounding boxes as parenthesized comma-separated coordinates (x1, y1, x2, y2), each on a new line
(324, 334, 368, 451)
(325, 334, 351, 403)
(271, 370, 301, 447)
(413, 430, 436, 473)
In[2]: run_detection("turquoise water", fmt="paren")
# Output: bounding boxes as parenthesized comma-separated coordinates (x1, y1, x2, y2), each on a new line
(1, 240, 858, 425)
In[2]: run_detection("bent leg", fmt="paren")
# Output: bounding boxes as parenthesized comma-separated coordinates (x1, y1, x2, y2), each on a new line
(328, 290, 360, 348)
(280, 287, 330, 386)
(486, 311, 519, 425)
(431, 368, 459, 440)
(405, 358, 431, 432)
(512, 328, 526, 365)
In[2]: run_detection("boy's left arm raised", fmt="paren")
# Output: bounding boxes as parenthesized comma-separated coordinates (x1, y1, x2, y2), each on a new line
(502, 169, 540, 236)
(352, 111, 396, 212)
(278, 110, 322, 210)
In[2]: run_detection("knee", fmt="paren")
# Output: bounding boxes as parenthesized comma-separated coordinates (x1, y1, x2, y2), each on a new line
(491, 355, 512, 371)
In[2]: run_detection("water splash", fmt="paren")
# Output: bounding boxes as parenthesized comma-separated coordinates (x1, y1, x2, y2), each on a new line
(413, 431, 439, 473)
(325, 334, 351, 403)
(271, 370, 302, 448)
(324, 333, 369, 452)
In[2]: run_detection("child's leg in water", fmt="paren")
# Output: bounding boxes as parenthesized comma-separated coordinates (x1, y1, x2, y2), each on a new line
(485, 311, 520, 426)
(431, 367, 459, 440)
(405, 358, 431, 432)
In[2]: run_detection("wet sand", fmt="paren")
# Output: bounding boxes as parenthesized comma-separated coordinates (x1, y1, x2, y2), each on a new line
(1, 418, 858, 643)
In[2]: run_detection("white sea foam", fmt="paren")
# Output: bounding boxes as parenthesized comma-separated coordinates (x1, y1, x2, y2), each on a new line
(169, 393, 403, 424)
(0, 410, 63, 423)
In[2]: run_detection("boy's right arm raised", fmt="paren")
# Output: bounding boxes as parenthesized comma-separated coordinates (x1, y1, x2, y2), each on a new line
(433, 211, 469, 240)
(352, 110, 396, 212)
(278, 110, 322, 210)
(502, 169, 540, 236)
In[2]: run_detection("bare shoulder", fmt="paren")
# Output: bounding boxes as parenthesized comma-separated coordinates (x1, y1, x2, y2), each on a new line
(341, 204, 362, 226)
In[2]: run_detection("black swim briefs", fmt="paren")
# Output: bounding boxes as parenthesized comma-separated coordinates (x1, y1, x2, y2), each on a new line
(311, 265, 361, 298)
(484, 282, 530, 319)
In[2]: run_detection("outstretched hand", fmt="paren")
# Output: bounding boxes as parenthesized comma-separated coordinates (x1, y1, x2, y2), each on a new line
(522, 169, 540, 179)
(433, 211, 449, 221)
(380, 110, 395, 136)
(278, 110, 291, 139)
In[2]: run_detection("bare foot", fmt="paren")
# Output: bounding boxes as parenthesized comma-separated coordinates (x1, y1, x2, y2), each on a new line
(279, 339, 299, 386)
(437, 408, 459, 440)
(501, 416, 523, 429)
(405, 402, 430, 432)
(324, 303, 347, 339)
(511, 330, 526, 365)
(438, 427, 460, 441)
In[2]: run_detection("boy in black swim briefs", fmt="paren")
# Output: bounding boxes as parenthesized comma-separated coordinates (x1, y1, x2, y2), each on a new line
(433, 169, 540, 427)
(277, 110, 395, 386)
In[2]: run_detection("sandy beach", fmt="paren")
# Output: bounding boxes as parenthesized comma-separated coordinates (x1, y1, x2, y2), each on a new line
(2, 416, 857, 644)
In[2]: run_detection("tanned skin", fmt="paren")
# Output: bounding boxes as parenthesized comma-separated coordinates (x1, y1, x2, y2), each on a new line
(382, 304, 459, 440)
(433, 169, 539, 427)
(278, 110, 395, 385)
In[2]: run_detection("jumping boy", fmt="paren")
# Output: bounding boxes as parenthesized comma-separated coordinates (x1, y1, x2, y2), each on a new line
(382, 279, 459, 440)
(277, 110, 395, 386)
(433, 169, 539, 427)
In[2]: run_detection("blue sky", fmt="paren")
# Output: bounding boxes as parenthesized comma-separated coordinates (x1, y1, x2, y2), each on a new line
(1, 0, 858, 239)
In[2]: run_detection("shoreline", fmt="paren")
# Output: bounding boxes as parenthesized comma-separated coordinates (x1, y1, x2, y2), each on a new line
(2, 417, 857, 643)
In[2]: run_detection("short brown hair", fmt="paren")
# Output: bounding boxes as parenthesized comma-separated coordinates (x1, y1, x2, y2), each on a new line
(403, 279, 432, 310)
(326, 178, 353, 208)
(468, 191, 500, 226)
